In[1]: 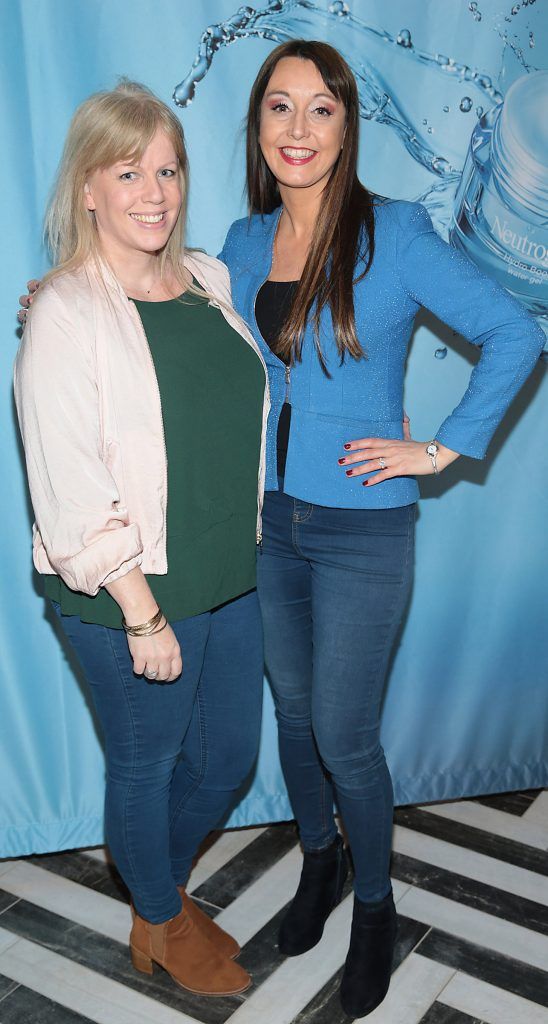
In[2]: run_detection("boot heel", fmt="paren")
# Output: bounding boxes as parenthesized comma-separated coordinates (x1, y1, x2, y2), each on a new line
(131, 946, 154, 975)
(279, 834, 347, 956)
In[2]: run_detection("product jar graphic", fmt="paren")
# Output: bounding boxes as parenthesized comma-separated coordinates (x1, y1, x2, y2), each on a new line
(450, 71, 548, 323)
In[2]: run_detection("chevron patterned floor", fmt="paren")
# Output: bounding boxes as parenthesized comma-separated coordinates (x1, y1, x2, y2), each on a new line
(0, 790, 547, 1024)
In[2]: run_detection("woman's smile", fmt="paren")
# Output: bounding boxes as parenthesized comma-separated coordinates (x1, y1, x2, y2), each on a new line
(129, 211, 168, 227)
(279, 146, 318, 165)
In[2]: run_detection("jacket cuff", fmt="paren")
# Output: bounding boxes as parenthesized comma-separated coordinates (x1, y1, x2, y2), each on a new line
(435, 421, 489, 460)
(53, 524, 143, 595)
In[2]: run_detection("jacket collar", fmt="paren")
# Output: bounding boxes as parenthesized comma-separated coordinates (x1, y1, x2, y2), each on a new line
(244, 207, 283, 279)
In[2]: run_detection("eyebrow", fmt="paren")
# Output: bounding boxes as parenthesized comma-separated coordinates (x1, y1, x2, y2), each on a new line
(265, 89, 338, 102)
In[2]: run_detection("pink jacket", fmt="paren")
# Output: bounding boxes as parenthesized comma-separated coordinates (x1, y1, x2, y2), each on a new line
(14, 252, 270, 596)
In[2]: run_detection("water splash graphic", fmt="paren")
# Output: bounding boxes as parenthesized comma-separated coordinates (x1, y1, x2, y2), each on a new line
(396, 29, 412, 49)
(173, 0, 543, 238)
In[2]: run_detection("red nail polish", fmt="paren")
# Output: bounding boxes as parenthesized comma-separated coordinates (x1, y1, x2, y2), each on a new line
(338, 458, 346, 465)
(345, 469, 353, 476)
(362, 480, 369, 486)
(343, 444, 351, 450)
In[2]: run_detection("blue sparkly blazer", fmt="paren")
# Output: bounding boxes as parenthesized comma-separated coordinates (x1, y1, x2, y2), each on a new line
(219, 200, 544, 508)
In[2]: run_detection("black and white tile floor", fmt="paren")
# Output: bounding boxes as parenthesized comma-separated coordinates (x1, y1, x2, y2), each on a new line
(0, 789, 547, 1023)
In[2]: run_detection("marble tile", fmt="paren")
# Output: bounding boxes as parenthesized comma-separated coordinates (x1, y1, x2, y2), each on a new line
(394, 808, 548, 877)
(2, 804, 547, 1024)
(358, 952, 455, 1024)
(213, 845, 303, 948)
(0, 972, 20, 1001)
(418, 1004, 482, 1024)
(0, 930, 20, 956)
(420, 801, 548, 850)
(0, 929, 200, 1024)
(80, 848, 109, 864)
(0, 981, 96, 1023)
(419, 927, 548, 1008)
(0, 900, 240, 1024)
(0, 863, 130, 944)
(0, 892, 20, 916)
(0, 863, 18, 881)
(35, 831, 266, 910)
(472, 790, 541, 817)
(522, 791, 548, 828)
(397, 884, 548, 972)
(237, 904, 290, 989)
(187, 828, 266, 895)
(440, 970, 548, 1024)
(192, 825, 298, 909)
(290, 914, 431, 1024)
(27, 852, 129, 904)
(391, 851, 548, 934)
(393, 824, 548, 907)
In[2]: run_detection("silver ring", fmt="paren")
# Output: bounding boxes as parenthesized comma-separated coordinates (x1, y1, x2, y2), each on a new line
(379, 458, 387, 470)
(145, 669, 158, 679)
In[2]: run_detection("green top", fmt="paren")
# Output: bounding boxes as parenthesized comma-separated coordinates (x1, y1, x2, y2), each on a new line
(44, 282, 264, 628)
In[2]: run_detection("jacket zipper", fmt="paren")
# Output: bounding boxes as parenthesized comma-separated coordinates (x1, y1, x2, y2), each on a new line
(284, 363, 291, 402)
(252, 207, 289, 547)
(130, 301, 169, 571)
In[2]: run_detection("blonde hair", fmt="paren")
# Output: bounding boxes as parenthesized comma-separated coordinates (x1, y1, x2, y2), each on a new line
(44, 80, 191, 291)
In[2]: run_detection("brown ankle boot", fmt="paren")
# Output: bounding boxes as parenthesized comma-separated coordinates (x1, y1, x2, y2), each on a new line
(130, 906, 250, 996)
(177, 887, 240, 959)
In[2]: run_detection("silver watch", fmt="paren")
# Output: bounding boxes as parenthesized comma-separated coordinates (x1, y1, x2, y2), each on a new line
(426, 440, 440, 475)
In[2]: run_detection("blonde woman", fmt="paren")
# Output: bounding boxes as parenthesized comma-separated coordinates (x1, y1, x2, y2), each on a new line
(14, 82, 269, 996)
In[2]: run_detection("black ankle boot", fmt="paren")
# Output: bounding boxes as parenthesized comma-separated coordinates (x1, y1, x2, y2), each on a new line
(278, 833, 348, 956)
(339, 890, 397, 1018)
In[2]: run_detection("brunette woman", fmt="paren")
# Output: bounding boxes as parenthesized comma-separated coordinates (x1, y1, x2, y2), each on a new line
(220, 40, 544, 1017)
(15, 82, 269, 996)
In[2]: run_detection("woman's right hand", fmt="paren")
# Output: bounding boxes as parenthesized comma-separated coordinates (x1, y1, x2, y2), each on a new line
(17, 279, 41, 324)
(127, 620, 183, 682)
(105, 568, 181, 682)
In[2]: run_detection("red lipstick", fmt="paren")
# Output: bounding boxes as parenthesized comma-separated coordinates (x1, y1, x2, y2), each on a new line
(279, 148, 318, 166)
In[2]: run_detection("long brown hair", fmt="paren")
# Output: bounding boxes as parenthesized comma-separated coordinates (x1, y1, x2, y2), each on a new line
(247, 40, 376, 371)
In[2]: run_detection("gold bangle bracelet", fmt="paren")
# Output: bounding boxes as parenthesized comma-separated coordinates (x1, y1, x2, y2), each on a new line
(122, 607, 163, 636)
(148, 618, 168, 636)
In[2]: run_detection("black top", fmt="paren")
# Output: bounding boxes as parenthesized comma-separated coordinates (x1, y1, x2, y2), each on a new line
(255, 279, 298, 478)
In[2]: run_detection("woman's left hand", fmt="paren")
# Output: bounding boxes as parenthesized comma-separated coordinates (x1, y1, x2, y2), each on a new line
(338, 437, 459, 486)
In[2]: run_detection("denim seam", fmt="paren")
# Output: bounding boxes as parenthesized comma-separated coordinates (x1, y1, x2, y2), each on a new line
(292, 498, 313, 525)
(105, 627, 141, 895)
(319, 771, 328, 836)
(168, 680, 209, 839)
(291, 507, 313, 555)
(364, 504, 415, 894)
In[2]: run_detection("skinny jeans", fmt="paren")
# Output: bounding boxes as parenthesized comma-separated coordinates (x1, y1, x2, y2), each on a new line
(53, 590, 263, 923)
(256, 488, 415, 902)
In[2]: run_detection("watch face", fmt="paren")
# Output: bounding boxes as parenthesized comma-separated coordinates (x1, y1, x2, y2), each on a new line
(426, 443, 439, 456)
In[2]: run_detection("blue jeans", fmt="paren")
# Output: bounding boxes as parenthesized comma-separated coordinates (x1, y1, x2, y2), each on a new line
(53, 590, 263, 923)
(257, 488, 415, 903)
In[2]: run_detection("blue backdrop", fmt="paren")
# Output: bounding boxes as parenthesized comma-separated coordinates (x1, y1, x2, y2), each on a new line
(1, 0, 547, 857)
